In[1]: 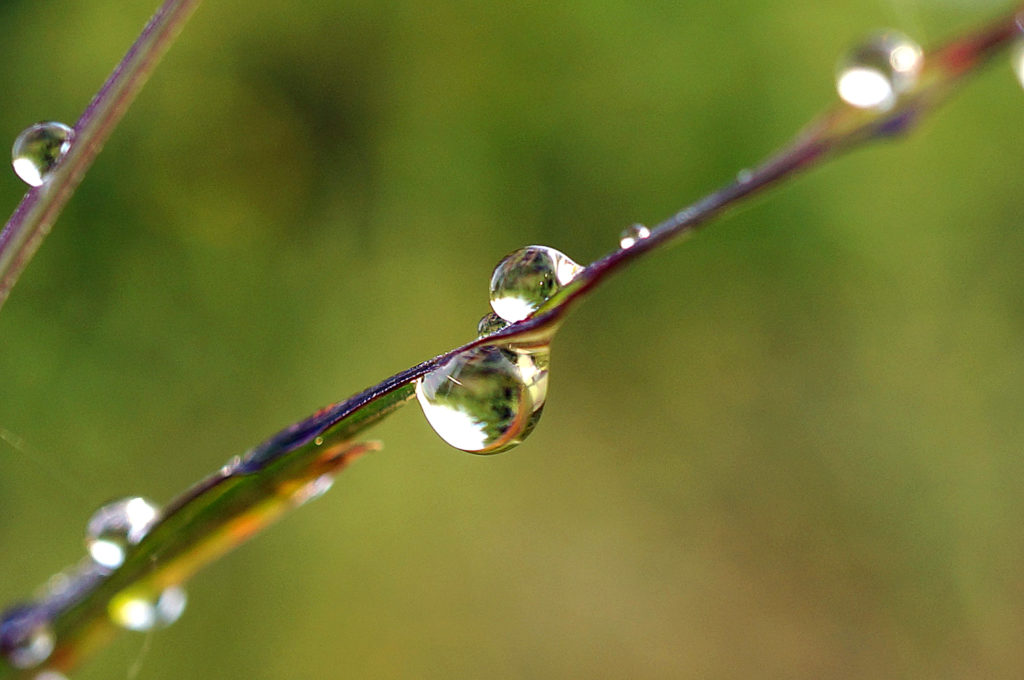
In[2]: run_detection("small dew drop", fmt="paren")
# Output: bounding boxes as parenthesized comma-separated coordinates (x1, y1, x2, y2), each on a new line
(415, 345, 549, 454)
(85, 497, 160, 571)
(34, 671, 68, 680)
(836, 31, 923, 110)
(489, 245, 581, 323)
(477, 312, 509, 338)
(11, 122, 73, 187)
(293, 474, 335, 504)
(0, 613, 54, 669)
(1012, 40, 1024, 89)
(109, 586, 187, 632)
(619, 223, 651, 249)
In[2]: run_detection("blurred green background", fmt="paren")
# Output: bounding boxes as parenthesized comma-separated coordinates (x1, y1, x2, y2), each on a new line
(2, 0, 1024, 678)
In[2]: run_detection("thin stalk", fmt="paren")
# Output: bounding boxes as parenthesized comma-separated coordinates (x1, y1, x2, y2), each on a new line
(0, 0, 203, 311)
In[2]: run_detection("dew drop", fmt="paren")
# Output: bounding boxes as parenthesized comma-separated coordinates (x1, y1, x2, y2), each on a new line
(836, 31, 923, 110)
(489, 245, 581, 323)
(109, 586, 187, 632)
(415, 344, 549, 454)
(477, 311, 509, 337)
(0, 610, 54, 669)
(293, 474, 335, 504)
(85, 497, 160, 571)
(11, 122, 73, 187)
(619, 223, 651, 249)
(34, 671, 68, 680)
(1012, 40, 1024, 89)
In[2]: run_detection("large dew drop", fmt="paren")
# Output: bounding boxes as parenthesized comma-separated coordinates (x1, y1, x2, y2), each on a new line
(85, 497, 160, 571)
(836, 31, 923, 110)
(415, 345, 549, 454)
(109, 586, 187, 632)
(489, 245, 581, 323)
(11, 122, 73, 187)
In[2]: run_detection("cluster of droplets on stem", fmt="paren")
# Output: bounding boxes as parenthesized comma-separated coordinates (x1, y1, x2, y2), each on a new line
(11, 122, 73, 187)
(836, 30, 923, 111)
(0, 496, 187, 672)
(415, 245, 582, 454)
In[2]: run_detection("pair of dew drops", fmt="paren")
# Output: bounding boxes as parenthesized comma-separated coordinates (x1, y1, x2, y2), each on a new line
(415, 226, 648, 455)
(1, 497, 184, 673)
(10, 30, 1024, 188)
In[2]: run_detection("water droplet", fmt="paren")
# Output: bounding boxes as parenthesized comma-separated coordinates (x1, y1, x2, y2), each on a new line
(1012, 40, 1024, 89)
(11, 122, 73, 187)
(34, 671, 68, 680)
(836, 31, 923, 110)
(489, 245, 581, 323)
(619, 224, 651, 249)
(293, 474, 334, 504)
(0, 610, 54, 669)
(109, 586, 187, 632)
(415, 344, 549, 454)
(477, 312, 509, 337)
(85, 497, 160, 570)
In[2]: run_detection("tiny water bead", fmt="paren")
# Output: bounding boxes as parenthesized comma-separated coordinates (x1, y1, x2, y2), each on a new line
(476, 311, 509, 337)
(1013, 40, 1024, 88)
(619, 223, 651, 249)
(109, 586, 187, 632)
(415, 345, 549, 454)
(11, 122, 73, 187)
(85, 497, 161, 570)
(34, 672, 69, 680)
(836, 31, 923, 110)
(0, 611, 54, 669)
(489, 245, 581, 323)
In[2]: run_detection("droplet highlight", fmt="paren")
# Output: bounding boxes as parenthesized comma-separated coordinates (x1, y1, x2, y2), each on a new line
(489, 245, 581, 323)
(34, 671, 68, 680)
(85, 497, 160, 570)
(477, 311, 509, 337)
(836, 31, 923, 110)
(619, 224, 651, 249)
(11, 122, 73, 187)
(293, 474, 334, 505)
(0, 611, 54, 669)
(1012, 40, 1024, 89)
(109, 586, 187, 632)
(415, 345, 549, 454)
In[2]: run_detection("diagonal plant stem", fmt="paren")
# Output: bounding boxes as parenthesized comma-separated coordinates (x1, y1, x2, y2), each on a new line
(1, 4, 1022, 679)
(0, 0, 203, 311)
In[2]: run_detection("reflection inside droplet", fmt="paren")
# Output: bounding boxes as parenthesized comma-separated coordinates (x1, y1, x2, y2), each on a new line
(415, 344, 549, 454)
(11, 122, 73, 186)
(489, 245, 581, 322)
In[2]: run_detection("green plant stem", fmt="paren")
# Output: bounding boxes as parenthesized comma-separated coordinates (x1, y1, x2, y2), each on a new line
(0, 0, 203, 311)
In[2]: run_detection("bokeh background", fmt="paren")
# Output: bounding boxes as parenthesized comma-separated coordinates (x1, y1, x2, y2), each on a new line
(1, 0, 1023, 678)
